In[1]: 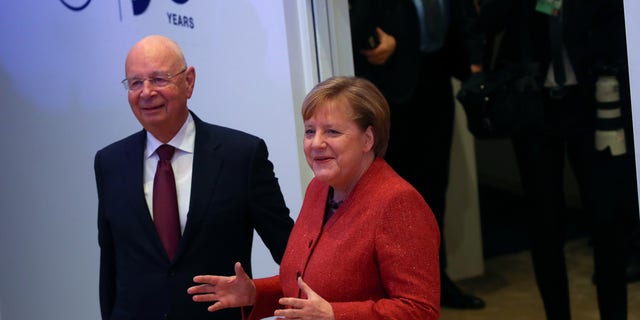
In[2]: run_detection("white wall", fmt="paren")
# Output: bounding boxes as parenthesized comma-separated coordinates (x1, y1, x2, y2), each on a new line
(625, 0, 640, 206)
(445, 81, 485, 280)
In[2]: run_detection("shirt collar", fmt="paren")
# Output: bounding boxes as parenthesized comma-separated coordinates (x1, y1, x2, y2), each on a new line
(145, 113, 195, 158)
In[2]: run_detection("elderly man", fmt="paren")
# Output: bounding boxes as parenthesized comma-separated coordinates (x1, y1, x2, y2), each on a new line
(94, 35, 294, 320)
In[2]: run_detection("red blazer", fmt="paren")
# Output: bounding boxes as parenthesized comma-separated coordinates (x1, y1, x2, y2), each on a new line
(249, 158, 440, 320)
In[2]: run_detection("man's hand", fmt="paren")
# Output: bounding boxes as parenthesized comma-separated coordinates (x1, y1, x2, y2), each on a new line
(360, 27, 397, 65)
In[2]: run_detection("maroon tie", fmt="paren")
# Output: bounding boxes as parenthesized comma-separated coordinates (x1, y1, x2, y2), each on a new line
(153, 144, 180, 260)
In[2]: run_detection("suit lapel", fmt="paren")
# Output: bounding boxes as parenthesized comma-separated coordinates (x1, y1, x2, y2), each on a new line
(122, 131, 168, 257)
(174, 114, 223, 260)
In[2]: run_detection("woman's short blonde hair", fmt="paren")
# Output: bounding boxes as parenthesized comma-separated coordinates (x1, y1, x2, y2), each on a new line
(301, 76, 391, 157)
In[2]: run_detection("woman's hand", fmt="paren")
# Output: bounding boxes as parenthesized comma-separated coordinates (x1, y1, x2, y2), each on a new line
(273, 277, 334, 320)
(360, 27, 397, 65)
(187, 262, 256, 312)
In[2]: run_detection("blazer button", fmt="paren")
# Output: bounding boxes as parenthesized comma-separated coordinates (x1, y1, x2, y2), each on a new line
(168, 270, 175, 278)
(162, 313, 169, 319)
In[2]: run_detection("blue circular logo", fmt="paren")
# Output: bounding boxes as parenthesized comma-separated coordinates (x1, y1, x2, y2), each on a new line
(60, 0, 91, 11)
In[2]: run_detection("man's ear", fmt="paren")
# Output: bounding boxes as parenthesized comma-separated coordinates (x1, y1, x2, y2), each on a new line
(185, 66, 196, 98)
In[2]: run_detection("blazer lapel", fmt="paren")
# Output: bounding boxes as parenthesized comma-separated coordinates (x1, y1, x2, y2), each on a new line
(122, 131, 168, 258)
(174, 114, 223, 260)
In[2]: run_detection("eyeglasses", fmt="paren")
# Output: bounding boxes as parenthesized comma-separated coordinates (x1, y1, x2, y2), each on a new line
(121, 67, 187, 91)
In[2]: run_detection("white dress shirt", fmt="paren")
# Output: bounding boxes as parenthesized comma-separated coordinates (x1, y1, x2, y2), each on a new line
(143, 113, 195, 233)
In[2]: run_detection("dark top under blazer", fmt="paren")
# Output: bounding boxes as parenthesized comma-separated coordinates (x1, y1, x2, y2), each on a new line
(95, 111, 294, 320)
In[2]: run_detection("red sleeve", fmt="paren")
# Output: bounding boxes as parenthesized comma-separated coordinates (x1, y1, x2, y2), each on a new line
(245, 276, 283, 320)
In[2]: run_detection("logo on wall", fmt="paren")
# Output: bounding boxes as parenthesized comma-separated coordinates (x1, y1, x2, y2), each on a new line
(133, 0, 189, 15)
(60, 0, 194, 29)
(59, 0, 91, 11)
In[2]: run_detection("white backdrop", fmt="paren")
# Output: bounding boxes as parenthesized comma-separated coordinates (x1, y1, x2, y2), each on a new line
(625, 0, 640, 204)
(0, 0, 354, 318)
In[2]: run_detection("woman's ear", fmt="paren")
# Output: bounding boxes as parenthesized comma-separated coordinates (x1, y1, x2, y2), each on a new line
(363, 125, 375, 152)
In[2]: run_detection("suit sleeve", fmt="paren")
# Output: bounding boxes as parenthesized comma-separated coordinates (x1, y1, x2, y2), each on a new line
(95, 151, 115, 320)
(476, 0, 514, 34)
(247, 139, 294, 264)
(349, 0, 403, 50)
(453, 0, 486, 67)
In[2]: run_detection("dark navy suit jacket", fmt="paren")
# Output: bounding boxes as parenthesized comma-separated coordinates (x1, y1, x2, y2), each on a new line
(95, 111, 293, 320)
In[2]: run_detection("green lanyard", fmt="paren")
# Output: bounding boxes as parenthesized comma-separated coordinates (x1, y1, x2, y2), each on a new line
(535, 0, 562, 16)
